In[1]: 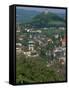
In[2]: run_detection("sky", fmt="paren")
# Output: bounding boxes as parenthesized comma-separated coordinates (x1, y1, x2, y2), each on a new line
(16, 6, 66, 14)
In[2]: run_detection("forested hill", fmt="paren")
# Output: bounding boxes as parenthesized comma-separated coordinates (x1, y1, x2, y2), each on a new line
(30, 12, 65, 28)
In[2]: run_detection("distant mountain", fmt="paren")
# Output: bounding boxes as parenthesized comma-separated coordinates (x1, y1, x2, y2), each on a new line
(16, 9, 40, 23)
(30, 12, 65, 28)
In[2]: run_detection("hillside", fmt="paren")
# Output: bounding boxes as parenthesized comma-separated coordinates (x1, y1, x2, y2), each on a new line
(31, 12, 65, 28)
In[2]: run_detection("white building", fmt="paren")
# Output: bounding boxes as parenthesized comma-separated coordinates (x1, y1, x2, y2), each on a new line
(28, 40, 34, 51)
(16, 47, 22, 53)
(16, 43, 22, 47)
(54, 34, 59, 39)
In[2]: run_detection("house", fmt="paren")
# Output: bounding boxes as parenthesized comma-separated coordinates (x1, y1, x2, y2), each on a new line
(54, 34, 59, 39)
(53, 47, 66, 62)
(43, 27, 48, 30)
(47, 38, 53, 44)
(16, 43, 22, 47)
(31, 30, 41, 33)
(37, 30, 42, 33)
(27, 29, 30, 32)
(60, 36, 66, 47)
(16, 47, 22, 53)
(59, 27, 65, 30)
(23, 50, 39, 57)
(23, 51, 31, 57)
(59, 57, 66, 65)
(29, 34, 32, 38)
(16, 43, 22, 53)
(16, 29, 20, 33)
(19, 37, 23, 41)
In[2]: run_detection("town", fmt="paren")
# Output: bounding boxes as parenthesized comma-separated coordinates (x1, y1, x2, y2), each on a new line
(16, 23, 66, 66)
(16, 7, 67, 84)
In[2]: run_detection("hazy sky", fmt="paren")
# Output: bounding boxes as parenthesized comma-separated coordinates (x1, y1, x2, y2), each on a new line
(16, 6, 66, 14)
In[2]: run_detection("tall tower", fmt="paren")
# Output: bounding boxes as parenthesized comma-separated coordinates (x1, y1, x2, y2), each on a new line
(16, 23, 21, 33)
(28, 40, 34, 51)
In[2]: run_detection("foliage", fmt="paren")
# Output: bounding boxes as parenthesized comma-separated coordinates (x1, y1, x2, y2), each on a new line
(16, 54, 65, 84)
(31, 12, 65, 28)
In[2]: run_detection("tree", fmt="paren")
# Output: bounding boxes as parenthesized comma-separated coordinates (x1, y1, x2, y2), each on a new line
(46, 41, 54, 61)
(40, 47, 46, 57)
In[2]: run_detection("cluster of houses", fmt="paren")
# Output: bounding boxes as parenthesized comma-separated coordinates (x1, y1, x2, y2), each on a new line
(16, 25, 39, 57)
(16, 24, 66, 65)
